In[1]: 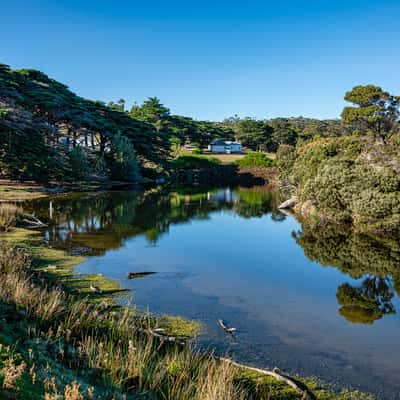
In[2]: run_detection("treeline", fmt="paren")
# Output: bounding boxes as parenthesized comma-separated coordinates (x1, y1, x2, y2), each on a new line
(0, 64, 176, 182)
(0, 64, 235, 182)
(1, 62, 400, 185)
(221, 116, 344, 152)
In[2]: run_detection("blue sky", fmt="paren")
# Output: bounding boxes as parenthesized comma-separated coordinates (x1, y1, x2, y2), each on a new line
(1, 1, 399, 120)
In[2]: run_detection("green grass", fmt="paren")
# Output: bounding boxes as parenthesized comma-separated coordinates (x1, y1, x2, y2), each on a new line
(170, 154, 221, 170)
(236, 152, 276, 168)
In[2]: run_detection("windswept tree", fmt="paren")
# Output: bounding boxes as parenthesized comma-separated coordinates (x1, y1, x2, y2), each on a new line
(130, 97, 171, 132)
(341, 85, 400, 140)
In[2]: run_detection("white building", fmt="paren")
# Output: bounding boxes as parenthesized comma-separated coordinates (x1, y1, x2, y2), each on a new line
(208, 140, 242, 154)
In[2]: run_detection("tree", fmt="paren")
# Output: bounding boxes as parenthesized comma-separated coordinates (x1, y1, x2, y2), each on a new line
(269, 118, 297, 151)
(107, 98, 125, 112)
(236, 118, 272, 151)
(341, 85, 400, 140)
(130, 97, 171, 131)
(107, 133, 140, 181)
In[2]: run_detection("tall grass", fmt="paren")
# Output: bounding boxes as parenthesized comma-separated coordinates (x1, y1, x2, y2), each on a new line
(0, 243, 247, 400)
(0, 203, 23, 231)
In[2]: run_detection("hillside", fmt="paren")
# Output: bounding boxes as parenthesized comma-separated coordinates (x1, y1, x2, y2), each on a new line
(0, 64, 169, 182)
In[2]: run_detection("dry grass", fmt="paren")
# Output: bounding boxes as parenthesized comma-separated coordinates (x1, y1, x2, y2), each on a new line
(0, 203, 23, 231)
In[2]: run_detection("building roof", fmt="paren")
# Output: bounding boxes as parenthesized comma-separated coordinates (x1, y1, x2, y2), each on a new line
(210, 139, 241, 146)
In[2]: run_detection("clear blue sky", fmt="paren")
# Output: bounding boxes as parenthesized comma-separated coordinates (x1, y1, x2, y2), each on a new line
(1, 0, 399, 121)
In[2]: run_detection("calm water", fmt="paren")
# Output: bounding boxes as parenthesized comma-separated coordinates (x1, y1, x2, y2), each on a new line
(27, 188, 400, 399)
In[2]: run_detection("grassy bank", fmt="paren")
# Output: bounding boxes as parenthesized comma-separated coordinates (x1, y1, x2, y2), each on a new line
(0, 225, 375, 400)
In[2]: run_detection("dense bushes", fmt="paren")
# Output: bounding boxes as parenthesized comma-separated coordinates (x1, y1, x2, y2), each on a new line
(236, 152, 275, 168)
(278, 136, 400, 234)
(170, 155, 221, 170)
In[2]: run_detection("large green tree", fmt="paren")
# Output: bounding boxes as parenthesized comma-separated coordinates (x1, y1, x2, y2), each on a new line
(236, 118, 272, 151)
(130, 97, 171, 132)
(341, 85, 400, 139)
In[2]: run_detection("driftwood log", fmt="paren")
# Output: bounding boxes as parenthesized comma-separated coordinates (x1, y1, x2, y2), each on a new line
(138, 326, 311, 399)
(21, 214, 47, 228)
(218, 357, 311, 400)
(218, 319, 236, 336)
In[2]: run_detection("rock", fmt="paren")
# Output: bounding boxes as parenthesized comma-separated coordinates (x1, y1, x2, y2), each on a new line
(278, 196, 297, 209)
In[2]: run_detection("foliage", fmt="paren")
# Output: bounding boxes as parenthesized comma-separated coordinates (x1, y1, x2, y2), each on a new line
(341, 85, 400, 140)
(0, 63, 165, 182)
(191, 148, 203, 155)
(222, 116, 345, 151)
(276, 144, 296, 180)
(107, 133, 140, 181)
(234, 118, 273, 151)
(236, 152, 275, 168)
(284, 134, 400, 234)
(68, 146, 88, 180)
(170, 155, 221, 170)
(131, 97, 234, 148)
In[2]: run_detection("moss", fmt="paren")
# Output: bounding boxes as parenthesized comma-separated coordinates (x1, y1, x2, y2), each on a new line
(157, 315, 202, 339)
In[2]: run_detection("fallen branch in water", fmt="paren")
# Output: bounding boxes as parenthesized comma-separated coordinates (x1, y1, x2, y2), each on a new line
(135, 323, 310, 399)
(218, 357, 311, 400)
(218, 319, 236, 336)
(21, 214, 47, 228)
(137, 327, 187, 346)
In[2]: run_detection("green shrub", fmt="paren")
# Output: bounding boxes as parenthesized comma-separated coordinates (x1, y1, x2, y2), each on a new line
(276, 145, 296, 179)
(236, 152, 275, 168)
(170, 155, 220, 170)
(291, 135, 400, 233)
(191, 148, 203, 155)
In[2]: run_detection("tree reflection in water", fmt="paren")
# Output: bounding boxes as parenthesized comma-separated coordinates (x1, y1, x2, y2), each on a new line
(294, 223, 400, 324)
(23, 187, 282, 254)
(25, 187, 400, 325)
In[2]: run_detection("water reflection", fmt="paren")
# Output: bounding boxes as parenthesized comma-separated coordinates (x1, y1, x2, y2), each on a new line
(293, 224, 400, 324)
(26, 187, 282, 254)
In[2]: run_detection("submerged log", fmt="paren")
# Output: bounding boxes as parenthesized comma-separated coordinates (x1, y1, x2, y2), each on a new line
(127, 271, 156, 279)
(278, 196, 297, 209)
